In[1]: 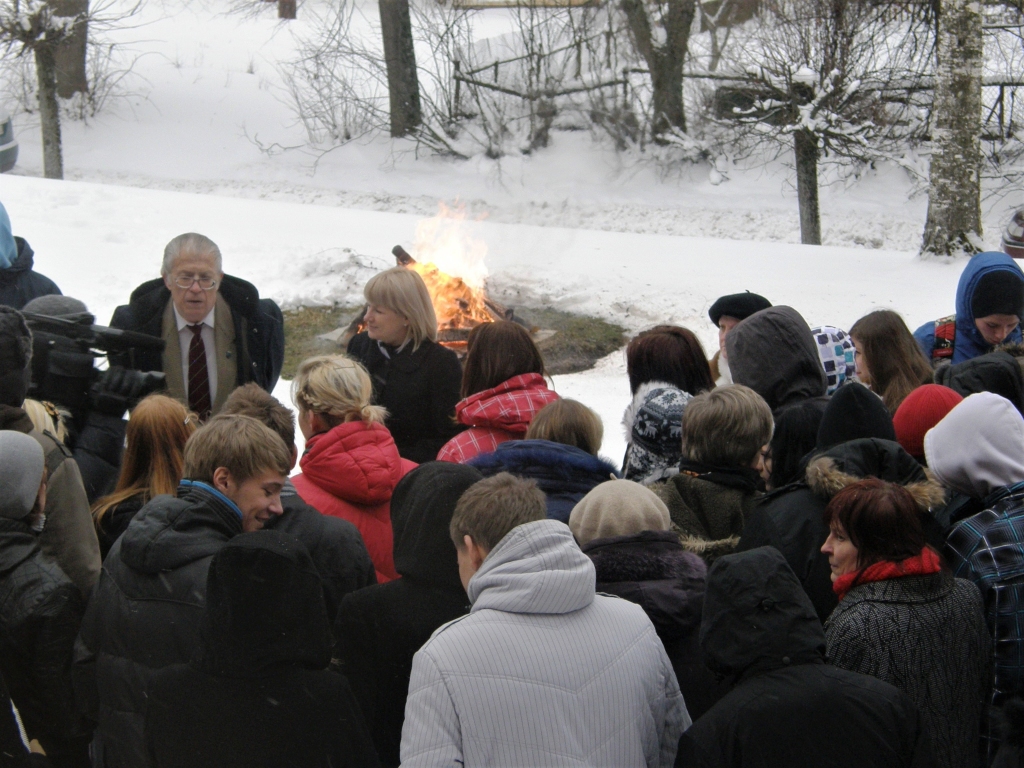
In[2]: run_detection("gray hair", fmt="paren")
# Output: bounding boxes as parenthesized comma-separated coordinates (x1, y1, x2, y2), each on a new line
(161, 233, 223, 276)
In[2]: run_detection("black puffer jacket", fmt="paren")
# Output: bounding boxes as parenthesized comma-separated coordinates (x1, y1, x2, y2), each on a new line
(145, 532, 380, 768)
(725, 306, 828, 414)
(269, 482, 376, 620)
(582, 531, 725, 719)
(826, 570, 989, 768)
(468, 439, 618, 523)
(738, 439, 946, 622)
(333, 463, 479, 767)
(0, 517, 84, 746)
(935, 347, 1024, 416)
(675, 547, 933, 768)
(347, 332, 463, 463)
(108, 275, 284, 394)
(95, 493, 146, 561)
(75, 484, 244, 768)
(0, 239, 60, 310)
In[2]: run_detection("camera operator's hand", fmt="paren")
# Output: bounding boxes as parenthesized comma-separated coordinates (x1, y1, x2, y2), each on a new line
(90, 366, 157, 416)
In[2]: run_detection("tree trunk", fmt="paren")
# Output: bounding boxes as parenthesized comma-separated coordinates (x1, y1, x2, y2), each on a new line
(795, 128, 821, 245)
(621, 0, 696, 140)
(921, 0, 983, 256)
(379, 0, 421, 138)
(35, 44, 64, 180)
(52, 0, 88, 97)
(278, 0, 296, 19)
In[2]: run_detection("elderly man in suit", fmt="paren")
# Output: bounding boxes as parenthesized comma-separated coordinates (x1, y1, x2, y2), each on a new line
(110, 233, 284, 420)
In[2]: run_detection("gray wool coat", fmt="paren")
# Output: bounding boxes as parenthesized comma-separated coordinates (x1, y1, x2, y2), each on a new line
(824, 571, 990, 768)
(400, 519, 690, 767)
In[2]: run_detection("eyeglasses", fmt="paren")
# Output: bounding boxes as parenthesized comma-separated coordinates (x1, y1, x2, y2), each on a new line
(174, 275, 218, 291)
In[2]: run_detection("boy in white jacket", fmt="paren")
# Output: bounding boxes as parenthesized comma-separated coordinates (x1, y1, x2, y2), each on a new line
(400, 472, 689, 767)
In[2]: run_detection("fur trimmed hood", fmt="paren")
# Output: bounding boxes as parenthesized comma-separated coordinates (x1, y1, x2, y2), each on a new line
(803, 438, 945, 510)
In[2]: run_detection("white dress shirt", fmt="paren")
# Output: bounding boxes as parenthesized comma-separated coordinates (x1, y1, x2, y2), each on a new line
(174, 306, 217, 399)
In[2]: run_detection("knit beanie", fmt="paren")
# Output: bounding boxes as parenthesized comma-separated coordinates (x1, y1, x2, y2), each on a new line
(569, 479, 671, 546)
(893, 384, 963, 462)
(1003, 207, 1024, 259)
(0, 306, 32, 407)
(816, 382, 896, 452)
(622, 384, 692, 485)
(0, 202, 16, 270)
(708, 292, 772, 328)
(0, 431, 44, 520)
(971, 270, 1024, 320)
(22, 295, 93, 324)
(810, 325, 856, 396)
(925, 392, 1024, 498)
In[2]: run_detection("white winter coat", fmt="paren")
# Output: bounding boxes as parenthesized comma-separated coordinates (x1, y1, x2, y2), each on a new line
(400, 519, 689, 767)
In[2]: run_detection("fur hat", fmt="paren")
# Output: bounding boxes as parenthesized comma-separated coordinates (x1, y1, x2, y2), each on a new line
(569, 479, 670, 546)
(809, 326, 856, 396)
(708, 292, 772, 328)
(892, 384, 963, 462)
(0, 306, 32, 407)
(0, 431, 44, 520)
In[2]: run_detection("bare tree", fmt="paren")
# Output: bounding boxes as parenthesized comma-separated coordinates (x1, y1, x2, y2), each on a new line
(715, 0, 935, 244)
(0, 0, 84, 177)
(380, 0, 421, 136)
(620, 0, 696, 138)
(52, 0, 85, 95)
(922, 0, 984, 256)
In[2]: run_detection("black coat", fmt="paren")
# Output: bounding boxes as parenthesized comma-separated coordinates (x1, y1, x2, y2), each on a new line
(69, 412, 126, 505)
(0, 518, 84, 744)
(738, 439, 946, 623)
(145, 532, 379, 768)
(0, 238, 61, 310)
(468, 439, 618, 523)
(269, 482, 377, 620)
(676, 547, 933, 768)
(95, 493, 145, 561)
(75, 484, 244, 768)
(346, 333, 463, 463)
(582, 531, 725, 719)
(0, 669, 50, 767)
(108, 275, 284, 394)
(333, 463, 480, 767)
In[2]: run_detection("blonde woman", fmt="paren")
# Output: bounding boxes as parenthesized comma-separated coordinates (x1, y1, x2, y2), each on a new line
(347, 267, 464, 463)
(92, 395, 197, 559)
(291, 355, 416, 583)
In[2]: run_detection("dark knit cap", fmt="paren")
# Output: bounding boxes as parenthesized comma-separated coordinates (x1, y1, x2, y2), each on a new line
(816, 382, 896, 452)
(708, 292, 772, 328)
(971, 270, 1024, 320)
(0, 307, 32, 407)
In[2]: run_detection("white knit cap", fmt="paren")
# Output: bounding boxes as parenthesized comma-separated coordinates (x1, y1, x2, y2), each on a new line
(0, 431, 44, 519)
(924, 392, 1024, 499)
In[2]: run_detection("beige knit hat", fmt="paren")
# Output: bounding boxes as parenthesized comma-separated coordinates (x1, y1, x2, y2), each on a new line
(568, 479, 671, 546)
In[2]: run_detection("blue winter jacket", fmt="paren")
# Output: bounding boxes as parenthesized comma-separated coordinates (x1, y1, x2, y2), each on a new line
(0, 238, 61, 310)
(468, 439, 619, 523)
(914, 252, 1024, 364)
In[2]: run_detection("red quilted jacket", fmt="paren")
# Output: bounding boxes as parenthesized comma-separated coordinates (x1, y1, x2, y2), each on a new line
(293, 421, 416, 583)
(436, 373, 559, 464)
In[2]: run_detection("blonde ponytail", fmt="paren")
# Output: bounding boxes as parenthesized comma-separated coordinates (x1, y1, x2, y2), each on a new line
(292, 355, 389, 427)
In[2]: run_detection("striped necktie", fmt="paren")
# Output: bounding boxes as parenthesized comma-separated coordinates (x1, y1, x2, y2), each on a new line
(188, 324, 212, 420)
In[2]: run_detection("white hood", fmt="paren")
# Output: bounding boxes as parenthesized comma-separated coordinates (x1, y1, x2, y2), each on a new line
(468, 519, 595, 615)
(924, 391, 1024, 499)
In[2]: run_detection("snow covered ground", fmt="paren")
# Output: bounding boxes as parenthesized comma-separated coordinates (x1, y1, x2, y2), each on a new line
(0, 172, 965, 461)
(0, 0, 1007, 460)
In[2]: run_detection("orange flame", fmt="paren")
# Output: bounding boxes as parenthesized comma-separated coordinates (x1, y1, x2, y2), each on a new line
(409, 202, 492, 332)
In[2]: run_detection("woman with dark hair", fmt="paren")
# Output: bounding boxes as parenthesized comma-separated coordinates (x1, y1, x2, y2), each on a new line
(822, 477, 988, 768)
(850, 310, 933, 413)
(91, 395, 197, 559)
(436, 321, 558, 464)
(622, 325, 713, 484)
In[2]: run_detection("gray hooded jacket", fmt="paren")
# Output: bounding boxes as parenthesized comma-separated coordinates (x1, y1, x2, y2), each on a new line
(400, 519, 689, 767)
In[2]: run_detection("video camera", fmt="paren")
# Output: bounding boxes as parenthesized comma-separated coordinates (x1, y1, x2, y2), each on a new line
(22, 312, 167, 417)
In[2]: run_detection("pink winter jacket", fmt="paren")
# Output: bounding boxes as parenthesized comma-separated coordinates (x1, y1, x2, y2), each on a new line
(293, 421, 416, 583)
(436, 373, 560, 464)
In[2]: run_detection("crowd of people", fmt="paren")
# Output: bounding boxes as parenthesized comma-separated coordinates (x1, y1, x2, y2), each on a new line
(3, 196, 1024, 767)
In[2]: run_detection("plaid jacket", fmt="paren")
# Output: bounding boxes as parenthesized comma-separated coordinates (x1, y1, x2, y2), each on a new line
(945, 481, 1024, 761)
